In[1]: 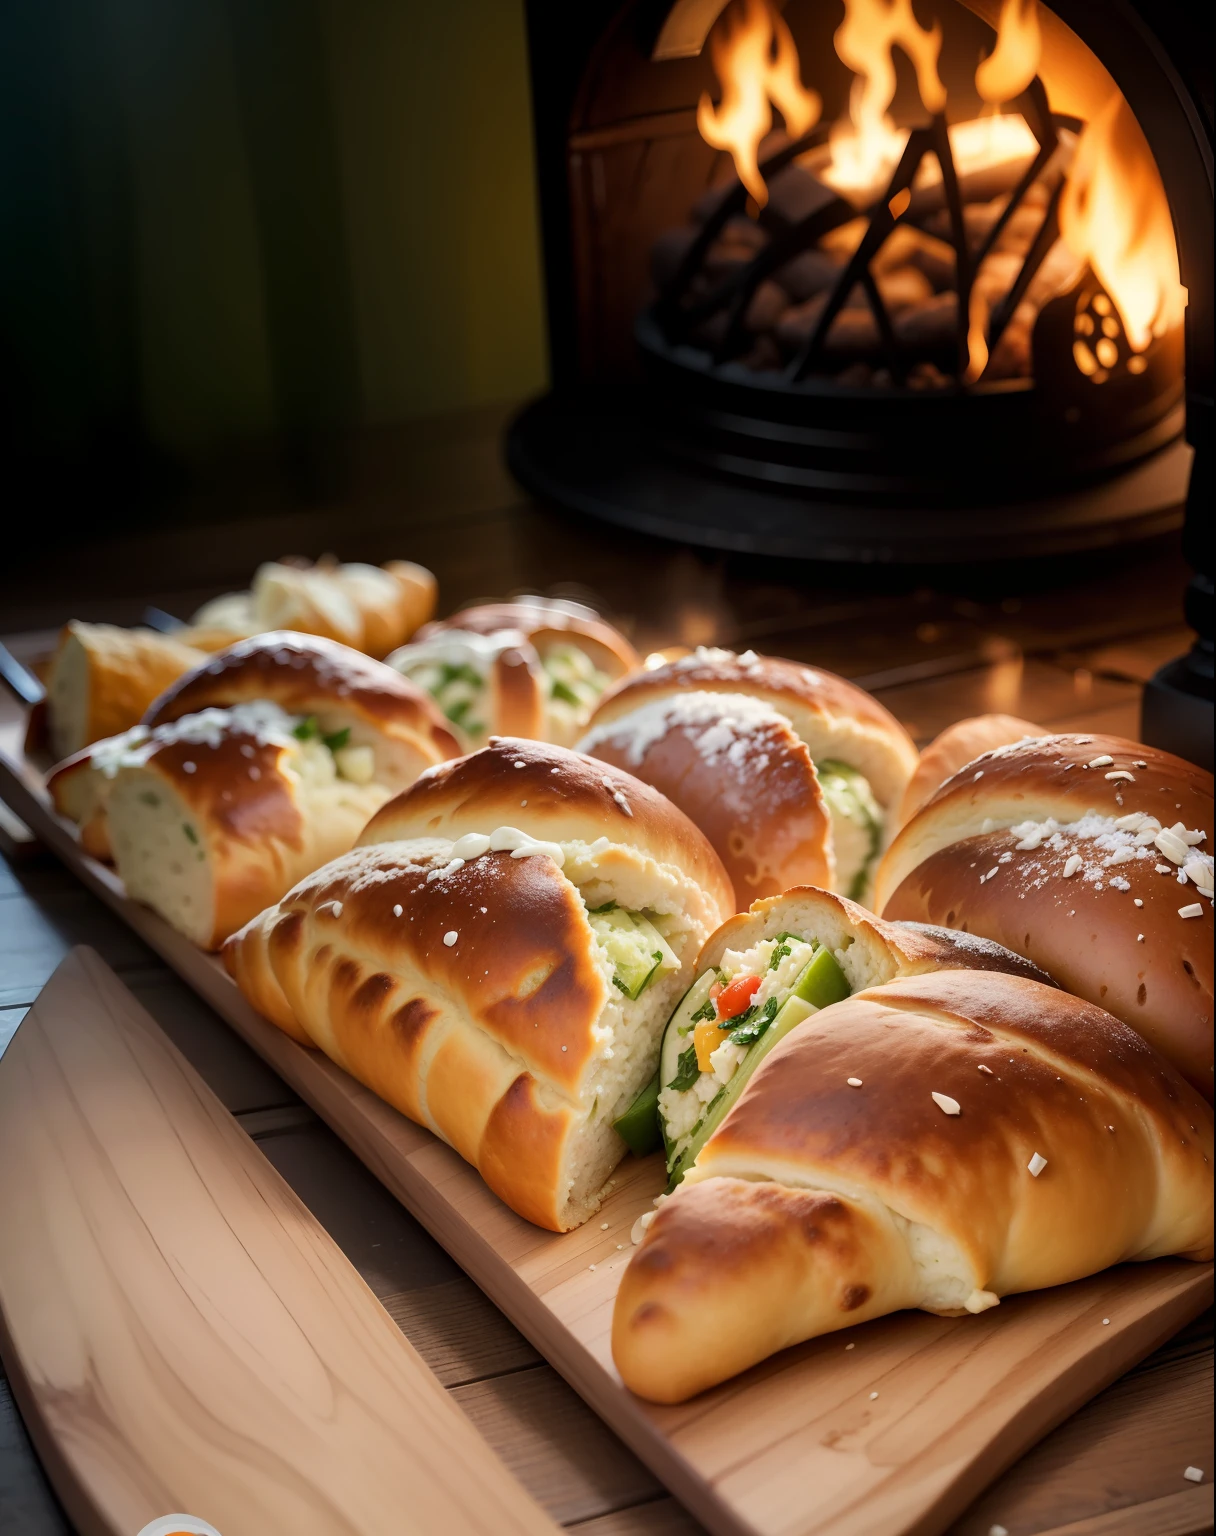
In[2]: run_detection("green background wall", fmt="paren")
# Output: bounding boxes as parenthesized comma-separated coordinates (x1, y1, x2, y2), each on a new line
(0, 0, 548, 467)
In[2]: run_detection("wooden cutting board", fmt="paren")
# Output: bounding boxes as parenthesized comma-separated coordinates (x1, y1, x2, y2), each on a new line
(0, 945, 559, 1536)
(0, 749, 1212, 1536)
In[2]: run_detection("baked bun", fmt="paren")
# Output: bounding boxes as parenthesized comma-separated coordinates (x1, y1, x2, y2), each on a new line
(48, 633, 457, 865)
(96, 704, 390, 948)
(185, 558, 437, 658)
(45, 622, 207, 759)
(224, 739, 734, 1230)
(578, 648, 918, 906)
(899, 714, 1042, 825)
(876, 734, 1214, 1098)
(388, 597, 639, 749)
(614, 969, 1214, 1403)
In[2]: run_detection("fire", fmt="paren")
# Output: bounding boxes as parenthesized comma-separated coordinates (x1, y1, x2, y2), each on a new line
(822, 0, 947, 198)
(976, 0, 1042, 105)
(1058, 93, 1186, 351)
(697, 0, 821, 208)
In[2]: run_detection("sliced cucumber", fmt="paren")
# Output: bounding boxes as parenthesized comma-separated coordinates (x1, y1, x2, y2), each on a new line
(659, 971, 717, 1091)
(613, 1071, 662, 1156)
(666, 991, 817, 1189)
(791, 944, 850, 1008)
(590, 908, 679, 1000)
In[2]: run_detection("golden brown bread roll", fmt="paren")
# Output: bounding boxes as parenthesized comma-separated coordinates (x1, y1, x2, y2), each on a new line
(899, 713, 1043, 825)
(578, 648, 918, 906)
(388, 597, 639, 748)
(184, 557, 438, 658)
(224, 739, 734, 1230)
(614, 969, 1214, 1403)
(44, 622, 207, 759)
(48, 633, 458, 867)
(876, 734, 1214, 1098)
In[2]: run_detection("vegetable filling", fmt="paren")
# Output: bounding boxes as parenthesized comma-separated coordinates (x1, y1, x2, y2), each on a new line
(817, 759, 883, 901)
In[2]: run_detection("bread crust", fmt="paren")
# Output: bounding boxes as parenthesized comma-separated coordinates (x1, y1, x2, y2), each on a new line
(876, 733, 1214, 1099)
(899, 714, 1042, 825)
(589, 649, 918, 813)
(358, 737, 736, 922)
(582, 703, 833, 905)
(48, 622, 206, 758)
(614, 970, 1214, 1401)
(416, 598, 638, 679)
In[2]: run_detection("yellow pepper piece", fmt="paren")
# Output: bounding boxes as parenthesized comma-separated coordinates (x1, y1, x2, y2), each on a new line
(694, 1016, 731, 1072)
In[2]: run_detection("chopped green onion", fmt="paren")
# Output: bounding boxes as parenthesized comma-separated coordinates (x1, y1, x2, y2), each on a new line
(667, 1046, 701, 1093)
(323, 726, 351, 752)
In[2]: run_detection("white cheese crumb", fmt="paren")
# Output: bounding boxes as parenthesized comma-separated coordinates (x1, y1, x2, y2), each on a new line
(600, 1222, 609, 1229)
(1156, 828, 1190, 863)
(1028, 1151, 1048, 1177)
(847, 1077, 863, 1088)
(932, 1091, 961, 1116)
(1062, 854, 1082, 877)
(1183, 1467, 1204, 1483)
(514, 760, 526, 768)
(973, 769, 984, 780)
(978, 1064, 994, 1075)
(182, 761, 197, 774)
(1088, 754, 1114, 767)
(631, 1210, 656, 1244)
(1137, 934, 1145, 942)
(443, 930, 458, 946)
(1105, 770, 1135, 782)
(589, 1264, 596, 1271)
(1179, 903, 1204, 919)
(1102, 1318, 1110, 1325)
(990, 1526, 1009, 1536)
(845, 1342, 855, 1350)
(1134, 898, 1143, 907)
(869, 1391, 879, 1400)
(392, 904, 403, 917)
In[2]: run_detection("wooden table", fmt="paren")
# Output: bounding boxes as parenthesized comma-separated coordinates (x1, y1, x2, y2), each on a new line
(0, 406, 1211, 1536)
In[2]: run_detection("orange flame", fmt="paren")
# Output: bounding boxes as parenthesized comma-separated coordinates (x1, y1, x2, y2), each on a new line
(975, 0, 1042, 105)
(697, 0, 821, 207)
(1058, 93, 1187, 352)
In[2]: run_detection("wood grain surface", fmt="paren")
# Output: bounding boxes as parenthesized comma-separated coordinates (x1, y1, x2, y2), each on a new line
(0, 945, 559, 1536)
(0, 758, 1209, 1536)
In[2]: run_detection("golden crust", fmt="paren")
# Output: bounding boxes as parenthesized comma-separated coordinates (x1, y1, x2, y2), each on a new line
(358, 737, 736, 919)
(614, 970, 1214, 1401)
(584, 708, 832, 906)
(876, 733, 1214, 1099)
(49, 622, 206, 756)
(899, 714, 1042, 825)
(223, 843, 616, 1231)
(146, 632, 460, 766)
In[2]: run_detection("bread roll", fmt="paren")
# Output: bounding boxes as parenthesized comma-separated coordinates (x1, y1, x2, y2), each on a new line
(101, 703, 390, 948)
(899, 713, 1042, 825)
(45, 622, 207, 759)
(578, 648, 918, 906)
(876, 734, 1214, 1098)
(224, 739, 734, 1230)
(614, 969, 1214, 1402)
(48, 633, 457, 865)
(185, 558, 438, 658)
(388, 598, 639, 748)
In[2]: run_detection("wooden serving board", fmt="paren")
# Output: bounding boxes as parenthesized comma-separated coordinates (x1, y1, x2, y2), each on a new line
(0, 945, 558, 1536)
(0, 743, 1211, 1536)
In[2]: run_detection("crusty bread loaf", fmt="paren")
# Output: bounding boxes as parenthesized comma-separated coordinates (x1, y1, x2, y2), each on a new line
(614, 969, 1214, 1402)
(45, 622, 207, 759)
(876, 734, 1214, 1099)
(578, 648, 918, 907)
(184, 558, 438, 658)
(899, 713, 1042, 825)
(389, 598, 639, 748)
(48, 633, 458, 867)
(103, 705, 389, 949)
(224, 739, 735, 1230)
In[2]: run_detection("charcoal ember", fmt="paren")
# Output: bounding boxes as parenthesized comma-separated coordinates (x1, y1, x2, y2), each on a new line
(651, 225, 701, 289)
(875, 265, 934, 312)
(762, 162, 839, 226)
(704, 239, 764, 281)
(893, 291, 959, 351)
(687, 279, 790, 353)
(874, 226, 955, 290)
(773, 247, 846, 300)
(775, 292, 879, 359)
(721, 215, 769, 250)
(907, 361, 952, 389)
(985, 300, 1037, 380)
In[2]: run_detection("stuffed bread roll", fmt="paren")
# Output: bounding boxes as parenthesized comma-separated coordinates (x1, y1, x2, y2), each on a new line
(185, 557, 437, 657)
(877, 733, 1214, 1099)
(898, 713, 1041, 825)
(224, 739, 734, 1231)
(44, 621, 207, 759)
(578, 648, 918, 906)
(387, 597, 638, 748)
(614, 969, 1214, 1403)
(48, 633, 458, 863)
(640, 886, 1051, 1187)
